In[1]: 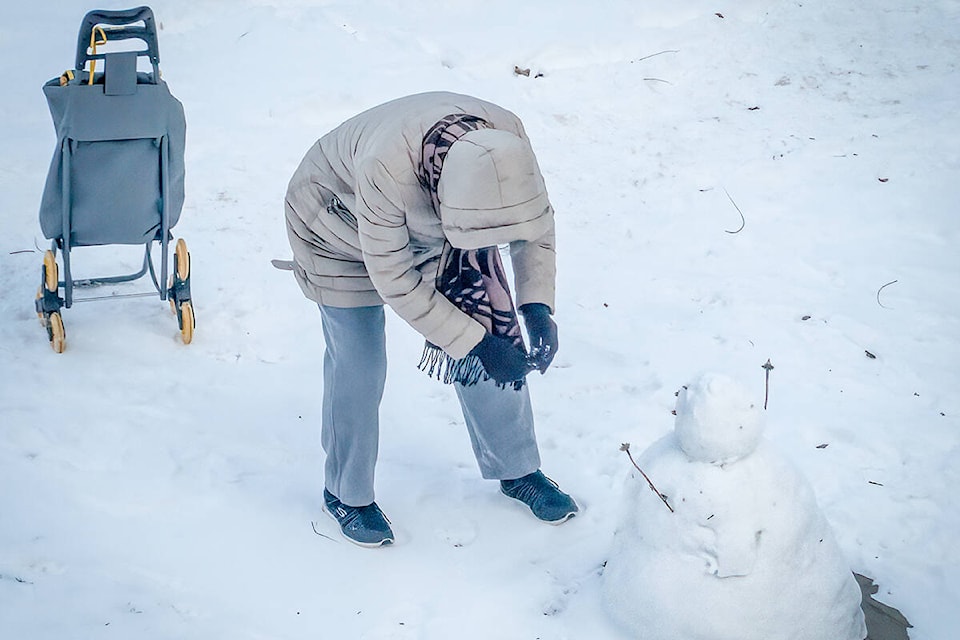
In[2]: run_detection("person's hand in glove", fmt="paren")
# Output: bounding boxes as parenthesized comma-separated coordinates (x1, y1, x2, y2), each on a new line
(470, 333, 532, 384)
(520, 303, 558, 373)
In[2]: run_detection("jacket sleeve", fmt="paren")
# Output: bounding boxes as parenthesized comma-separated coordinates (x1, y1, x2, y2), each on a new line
(355, 159, 486, 359)
(510, 205, 557, 313)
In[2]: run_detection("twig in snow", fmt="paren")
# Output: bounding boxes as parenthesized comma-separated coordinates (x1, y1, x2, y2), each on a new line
(876, 279, 898, 309)
(620, 443, 674, 513)
(723, 188, 746, 234)
(762, 359, 775, 410)
(631, 49, 680, 63)
(310, 521, 337, 542)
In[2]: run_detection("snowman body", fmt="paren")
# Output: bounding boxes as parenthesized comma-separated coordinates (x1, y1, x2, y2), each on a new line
(603, 374, 866, 640)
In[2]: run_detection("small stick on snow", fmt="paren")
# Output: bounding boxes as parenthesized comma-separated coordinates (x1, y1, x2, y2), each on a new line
(723, 188, 746, 234)
(620, 443, 674, 513)
(876, 279, 898, 309)
(310, 521, 337, 542)
(632, 49, 680, 63)
(762, 359, 775, 410)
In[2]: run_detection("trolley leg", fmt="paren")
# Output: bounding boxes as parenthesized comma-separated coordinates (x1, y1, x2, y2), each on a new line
(159, 135, 170, 301)
(60, 141, 74, 308)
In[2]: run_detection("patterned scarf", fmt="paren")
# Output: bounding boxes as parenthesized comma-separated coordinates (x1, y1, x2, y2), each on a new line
(416, 114, 527, 390)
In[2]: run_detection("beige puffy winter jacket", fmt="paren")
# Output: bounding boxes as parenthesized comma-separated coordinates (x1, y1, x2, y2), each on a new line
(284, 92, 556, 359)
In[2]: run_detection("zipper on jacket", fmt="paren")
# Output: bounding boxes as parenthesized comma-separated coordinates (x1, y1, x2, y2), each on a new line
(326, 195, 358, 232)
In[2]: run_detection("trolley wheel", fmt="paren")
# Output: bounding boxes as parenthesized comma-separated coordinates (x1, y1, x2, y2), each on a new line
(175, 238, 190, 281)
(48, 311, 66, 353)
(43, 250, 59, 292)
(36, 287, 44, 323)
(179, 300, 194, 344)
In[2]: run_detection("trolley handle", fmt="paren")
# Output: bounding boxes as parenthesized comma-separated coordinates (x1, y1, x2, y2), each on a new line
(74, 6, 160, 74)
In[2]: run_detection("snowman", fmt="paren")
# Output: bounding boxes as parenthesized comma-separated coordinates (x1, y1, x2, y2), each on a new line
(602, 372, 866, 640)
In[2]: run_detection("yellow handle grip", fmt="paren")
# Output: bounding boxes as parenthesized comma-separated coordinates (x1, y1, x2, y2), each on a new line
(86, 26, 108, 85)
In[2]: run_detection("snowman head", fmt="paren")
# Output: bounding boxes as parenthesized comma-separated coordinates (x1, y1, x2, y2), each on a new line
(674, 372, 765, 464)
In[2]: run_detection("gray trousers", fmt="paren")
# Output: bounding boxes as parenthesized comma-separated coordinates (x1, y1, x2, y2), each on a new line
(320, 305, 541, 507)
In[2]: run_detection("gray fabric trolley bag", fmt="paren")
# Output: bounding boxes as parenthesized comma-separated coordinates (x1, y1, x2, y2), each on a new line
(34, 6, 194, 352)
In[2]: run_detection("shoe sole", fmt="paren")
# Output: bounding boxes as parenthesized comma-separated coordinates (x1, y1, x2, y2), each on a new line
(322, 503, 395, 548)
(545, 510, 578, 525)
(500, 491, 579, 525)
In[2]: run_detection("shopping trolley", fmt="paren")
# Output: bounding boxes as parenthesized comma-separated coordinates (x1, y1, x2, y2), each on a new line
(35, 6, 194, 352)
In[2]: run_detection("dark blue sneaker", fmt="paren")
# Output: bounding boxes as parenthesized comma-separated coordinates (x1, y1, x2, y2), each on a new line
(323, 489, 395, 547)
(500, 470, 579, 524)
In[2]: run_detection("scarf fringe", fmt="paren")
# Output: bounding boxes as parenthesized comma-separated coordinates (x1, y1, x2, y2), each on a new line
(419, 343, 524, 391)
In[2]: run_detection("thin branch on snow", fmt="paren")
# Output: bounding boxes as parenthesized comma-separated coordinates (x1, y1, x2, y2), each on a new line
(762, 359, 775, 410)
(723, 188, 746, 234)
(876, 279, 898, 309)
(632, 49, 680, 63)
(620, 443, 674, 513)
(310, 521, 337, 542)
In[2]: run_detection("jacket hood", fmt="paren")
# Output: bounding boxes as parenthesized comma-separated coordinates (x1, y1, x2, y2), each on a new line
(437, 128, 551, 249)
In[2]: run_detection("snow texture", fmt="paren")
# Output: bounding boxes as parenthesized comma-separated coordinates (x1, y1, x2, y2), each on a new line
(603, 373, 867, 639)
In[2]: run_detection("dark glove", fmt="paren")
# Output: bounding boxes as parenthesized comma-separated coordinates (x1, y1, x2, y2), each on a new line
(470, 333, 532, 384)
(520, 303, 558, 373)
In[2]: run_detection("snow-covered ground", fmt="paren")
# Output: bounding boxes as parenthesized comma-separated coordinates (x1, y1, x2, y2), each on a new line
(1, 1, 958, 638)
